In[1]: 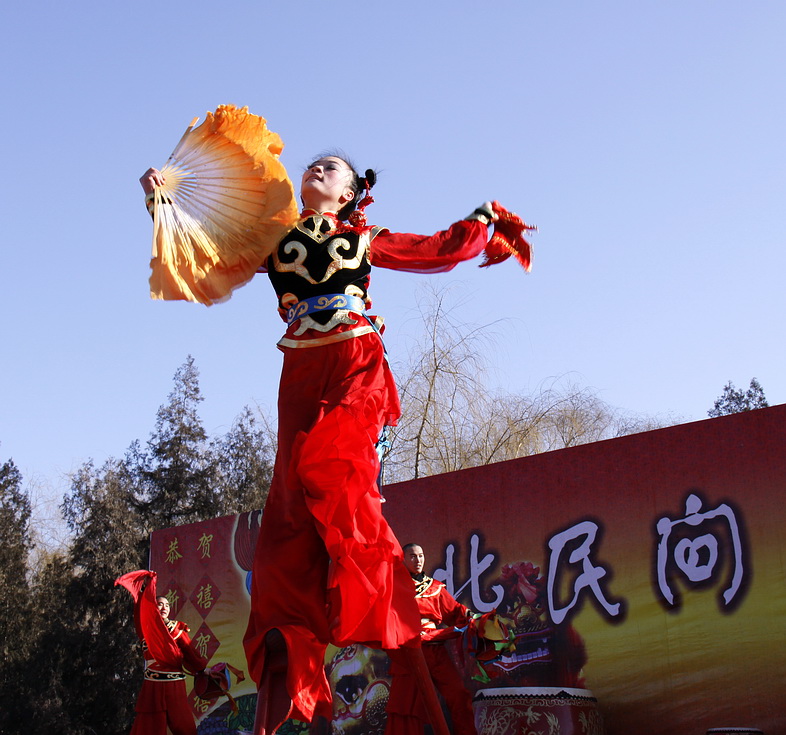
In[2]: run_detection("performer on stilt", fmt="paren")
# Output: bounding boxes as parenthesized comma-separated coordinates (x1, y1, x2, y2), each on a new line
(116, 571, 208, 735)
(140, 109, 533, 735)
(386, 544, 477, 735)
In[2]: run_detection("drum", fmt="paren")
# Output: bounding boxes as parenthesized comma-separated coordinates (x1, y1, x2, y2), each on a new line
(706, 730, 763, 735)
(473, 687, 604, 735)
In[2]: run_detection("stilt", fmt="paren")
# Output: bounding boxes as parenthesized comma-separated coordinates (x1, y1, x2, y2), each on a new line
(394, 646, 451, 735)
(253, 629, 292, 735)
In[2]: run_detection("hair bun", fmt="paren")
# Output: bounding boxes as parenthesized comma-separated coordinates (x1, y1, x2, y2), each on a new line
(363, 169, 377, 190)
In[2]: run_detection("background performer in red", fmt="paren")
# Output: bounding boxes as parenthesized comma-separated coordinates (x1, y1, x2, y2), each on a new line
(116, 570, 208, 735)
(386, 543, 477, 735)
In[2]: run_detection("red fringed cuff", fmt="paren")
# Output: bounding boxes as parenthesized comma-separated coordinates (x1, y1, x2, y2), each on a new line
(480, 201, 537, 271)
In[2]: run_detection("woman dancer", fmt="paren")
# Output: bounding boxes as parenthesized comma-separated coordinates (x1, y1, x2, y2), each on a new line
(141, 154, 510, 734)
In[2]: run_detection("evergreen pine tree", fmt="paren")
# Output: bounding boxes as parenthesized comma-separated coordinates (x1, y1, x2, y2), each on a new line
(52, 459, 144, 733)
(708, 378, 769, 418)
(211, 406, 275, 514)
(0, 457, 35, 732)
(130, 355, 221, 527)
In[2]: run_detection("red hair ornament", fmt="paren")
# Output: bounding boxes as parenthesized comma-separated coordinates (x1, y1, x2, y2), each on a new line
(347, 185, 375, 229)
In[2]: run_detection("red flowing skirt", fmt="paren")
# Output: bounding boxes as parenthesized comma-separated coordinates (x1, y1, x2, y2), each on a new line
(243, 331, 421, 725)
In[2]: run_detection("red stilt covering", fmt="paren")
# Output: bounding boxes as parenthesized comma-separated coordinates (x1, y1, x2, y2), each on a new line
(386, 648, 451, 735)
(243, 333, 421, 732)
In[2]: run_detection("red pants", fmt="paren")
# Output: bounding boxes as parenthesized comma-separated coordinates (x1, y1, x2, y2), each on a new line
(130, 679, 196, 735)
(244, 333, 421, 727)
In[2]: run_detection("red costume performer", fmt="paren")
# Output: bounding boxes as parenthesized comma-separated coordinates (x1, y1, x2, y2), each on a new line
(242, 205, 496, 733)
(140, 146, 532, 735)
(116, 571, 208, 735)
(386, 570, 477, 735)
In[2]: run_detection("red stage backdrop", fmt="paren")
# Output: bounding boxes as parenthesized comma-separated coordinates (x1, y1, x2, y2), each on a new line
(150, 405, 786, 735)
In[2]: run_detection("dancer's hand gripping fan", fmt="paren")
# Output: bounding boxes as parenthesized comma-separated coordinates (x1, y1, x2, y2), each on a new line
(148, 105, 299, 305)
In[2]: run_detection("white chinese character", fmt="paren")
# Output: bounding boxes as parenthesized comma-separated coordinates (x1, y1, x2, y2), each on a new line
(433, 533, 503, 613)
(656, 493, 744, 606)
(546, 520, 622, 624)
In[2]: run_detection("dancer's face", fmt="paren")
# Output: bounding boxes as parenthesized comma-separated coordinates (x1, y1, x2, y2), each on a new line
(301, 156, 356, 212)
(403, 545, 425, 576)
(156, 596, 171, 620)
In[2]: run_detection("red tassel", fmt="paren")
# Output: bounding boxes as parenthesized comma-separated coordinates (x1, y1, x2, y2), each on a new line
(347, 180, 375, 228)
(480, 201, 536, 271)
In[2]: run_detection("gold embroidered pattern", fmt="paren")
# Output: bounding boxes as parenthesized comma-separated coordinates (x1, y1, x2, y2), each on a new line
(277, 239, 313, 282)
(324, 237, 364, 279)
(296, 214, 333, 242)
(292, 284, 368, 335)
(414, 574, 444, 598)
(293, 308, 359, 336)
(274, 227, 370, 286)
(277, 322, 379, 349)
(144, 670, 186, 682)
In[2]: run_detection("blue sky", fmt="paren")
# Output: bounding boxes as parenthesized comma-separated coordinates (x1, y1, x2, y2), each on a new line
(2, 1, 785, 511)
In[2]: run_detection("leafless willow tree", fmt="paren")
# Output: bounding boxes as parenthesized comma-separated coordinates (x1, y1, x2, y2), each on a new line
(384, 287, 669, 483)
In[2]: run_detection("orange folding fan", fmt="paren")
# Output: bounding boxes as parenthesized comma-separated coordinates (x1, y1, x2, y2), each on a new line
(148, 105, 299, 305)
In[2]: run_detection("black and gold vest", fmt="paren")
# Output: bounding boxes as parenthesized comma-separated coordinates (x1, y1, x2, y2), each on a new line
(267, 212, 385, 335)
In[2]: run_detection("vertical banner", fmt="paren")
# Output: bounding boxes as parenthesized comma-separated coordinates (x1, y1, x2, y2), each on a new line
(150, 405, 786, 735)
(150, 510, 262, 731)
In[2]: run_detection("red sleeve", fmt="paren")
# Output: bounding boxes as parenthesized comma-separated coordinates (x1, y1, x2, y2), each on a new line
(437, 586, 472, 629)
(131, 574, 184, 670)
(173, 624, 209, 674)
(369, 219, 489, 274)
(420, 585, 473, 642)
